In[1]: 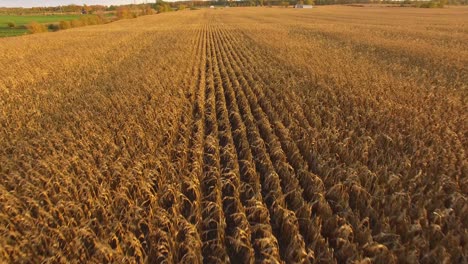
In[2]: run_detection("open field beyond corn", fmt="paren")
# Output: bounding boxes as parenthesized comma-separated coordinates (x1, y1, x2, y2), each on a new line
(0, 15, 81, 37)
(0, 6, 467, 263)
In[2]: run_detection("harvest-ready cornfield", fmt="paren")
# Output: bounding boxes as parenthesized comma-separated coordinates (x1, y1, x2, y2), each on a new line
(0, 6, 467, 263)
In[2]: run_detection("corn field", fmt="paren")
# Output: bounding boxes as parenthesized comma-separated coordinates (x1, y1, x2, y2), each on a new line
(0, 6, 467, 263)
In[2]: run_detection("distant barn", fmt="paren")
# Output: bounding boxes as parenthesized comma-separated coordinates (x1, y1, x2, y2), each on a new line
(295, 4, 313, 8)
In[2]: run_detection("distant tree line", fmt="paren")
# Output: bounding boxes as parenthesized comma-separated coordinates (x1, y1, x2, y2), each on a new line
(164, 0, 465, 6)
(311, 0, 464, 5)
(0, 5, 107, 15)
(0, 0, 465, 16)
(0, 2, 191, 16)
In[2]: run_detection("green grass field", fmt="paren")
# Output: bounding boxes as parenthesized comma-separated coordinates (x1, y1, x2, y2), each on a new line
(0, 15, 80, 37)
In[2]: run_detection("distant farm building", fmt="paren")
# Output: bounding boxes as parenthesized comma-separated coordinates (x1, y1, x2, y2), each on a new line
(295, 5, 313, 8)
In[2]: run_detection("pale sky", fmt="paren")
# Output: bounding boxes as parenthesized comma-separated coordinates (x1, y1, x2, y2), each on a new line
(0, 1, 155, 7)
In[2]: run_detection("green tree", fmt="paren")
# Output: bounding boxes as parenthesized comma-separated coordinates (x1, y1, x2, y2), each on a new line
(48, 24, 60, 32)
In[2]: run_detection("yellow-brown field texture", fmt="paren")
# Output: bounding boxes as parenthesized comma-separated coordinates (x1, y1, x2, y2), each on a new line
(0, 5, 467, 263)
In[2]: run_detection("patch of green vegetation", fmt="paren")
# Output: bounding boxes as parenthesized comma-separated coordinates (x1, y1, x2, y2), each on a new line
(0, 14, 80, 37)
(0, 15, 79, 25)
(0, 27, 27, 37)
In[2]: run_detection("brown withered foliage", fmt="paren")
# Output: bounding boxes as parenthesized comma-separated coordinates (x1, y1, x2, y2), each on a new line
(1, 6, 466, 263)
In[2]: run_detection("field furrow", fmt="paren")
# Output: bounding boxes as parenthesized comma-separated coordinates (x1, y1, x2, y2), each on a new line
(199, 24, 229, 263)
(211, 25, 315, 263)
(208, 24, 258, 263)
(212, 30, 284, 263)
